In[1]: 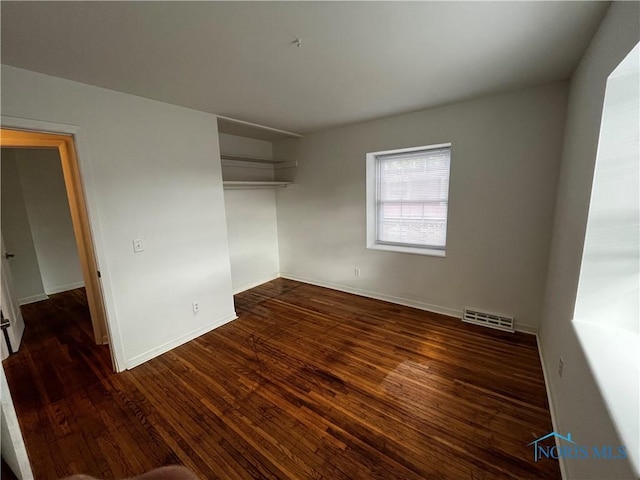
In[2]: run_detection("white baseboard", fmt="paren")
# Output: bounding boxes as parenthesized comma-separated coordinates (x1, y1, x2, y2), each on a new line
(45, 281, 85, 295)
(233, 273, 280, 295)
(280, 272, 538, 335)
(124, 311, 238, 370)
(280, 272, 462, 318)
(18, 293, 49, 305)
(515, 322, 539, 335)
(536, 333, 567, 479)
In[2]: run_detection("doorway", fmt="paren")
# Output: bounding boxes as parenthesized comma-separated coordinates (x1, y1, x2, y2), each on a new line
(0, 129, 112, 365)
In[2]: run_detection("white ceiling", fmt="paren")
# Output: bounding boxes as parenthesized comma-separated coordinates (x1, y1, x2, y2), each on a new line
(1, 1, 609, 134)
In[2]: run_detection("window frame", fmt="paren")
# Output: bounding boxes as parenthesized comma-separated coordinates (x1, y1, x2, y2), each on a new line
(366, 143, 451, 257)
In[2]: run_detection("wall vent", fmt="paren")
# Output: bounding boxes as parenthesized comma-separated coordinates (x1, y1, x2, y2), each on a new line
(463, 308, 514, 332)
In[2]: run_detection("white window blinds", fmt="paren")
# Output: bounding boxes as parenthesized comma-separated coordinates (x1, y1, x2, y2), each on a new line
(376, 146, 451, 249)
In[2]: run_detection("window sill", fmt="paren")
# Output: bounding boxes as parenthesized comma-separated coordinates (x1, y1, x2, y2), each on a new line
(573, 319, 639, 474)
(366, 243, 446, 257)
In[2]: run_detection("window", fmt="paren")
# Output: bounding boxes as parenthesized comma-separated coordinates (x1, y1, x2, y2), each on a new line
(366, 143, 451, 256)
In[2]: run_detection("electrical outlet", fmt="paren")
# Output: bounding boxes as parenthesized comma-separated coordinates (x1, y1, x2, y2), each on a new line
(354, 267, 361, 277)
(558, 357, 564, 377)
(133, 239, 144, 253)
(192, 302, 200, 313)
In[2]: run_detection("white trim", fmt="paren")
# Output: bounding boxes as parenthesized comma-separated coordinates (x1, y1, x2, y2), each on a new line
(366, 152, 378, 251)
(0, 115, 126, 373)
(366, 243, 446, 257)
(279, 272, 537, 334)
(44, 281, 85, 295)
(233, 273, 280, 295)
(220, 154, 283, 164)
(280, 272, 461, 318)
(124, 312, 238, 370)
(223, 181, 292, 189)
(216, 115, 303, 139)
(369, 142, 452, 158)
(220, 157, 297, 170)
(18, 293, 49, 306)
(366, 143, 452, 257)
(273, 161, 298, 170)
(514, 322, 538, 335)
(536, 334, 568, 479)
(1, 116, 81, 136)
(221, 159, 274, 170)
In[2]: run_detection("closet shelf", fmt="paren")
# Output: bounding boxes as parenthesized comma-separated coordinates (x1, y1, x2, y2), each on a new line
(217, 116, 302, 141)
(220, 154, 286, 164)
(223, 181, 293, 190)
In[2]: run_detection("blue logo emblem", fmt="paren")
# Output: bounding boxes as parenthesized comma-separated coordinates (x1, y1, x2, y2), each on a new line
(527, 432, 627, 462)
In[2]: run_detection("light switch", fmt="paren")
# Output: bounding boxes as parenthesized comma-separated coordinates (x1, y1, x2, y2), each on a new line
(133, 239, 144, 253)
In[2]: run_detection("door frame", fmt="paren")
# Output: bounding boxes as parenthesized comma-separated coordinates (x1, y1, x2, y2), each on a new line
(1, 116, 124, 372)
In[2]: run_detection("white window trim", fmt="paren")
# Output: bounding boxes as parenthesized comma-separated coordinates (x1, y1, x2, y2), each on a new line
(366, 143, 451, 257)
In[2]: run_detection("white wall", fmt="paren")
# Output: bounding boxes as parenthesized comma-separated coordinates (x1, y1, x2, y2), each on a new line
(574, 52, 639, 333)
(14, 148, 84, 295)
(219, 133, 280, 293)
(224, 190, 280, 293)
(1, 66, 236, 370)
(539, 2, 639, 479)
(1, 150, 46, 303)
(219, 133, 275, 182)
(219, 133, 272, 159)
(572, 44, 639, 475)
(274, 82, 568, 332)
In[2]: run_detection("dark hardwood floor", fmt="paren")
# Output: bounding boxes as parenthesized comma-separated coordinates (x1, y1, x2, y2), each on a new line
(3, 280, 560, 479)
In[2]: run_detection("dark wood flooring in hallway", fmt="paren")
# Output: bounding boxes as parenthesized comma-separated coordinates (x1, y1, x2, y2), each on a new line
(2, 280, 560, 479)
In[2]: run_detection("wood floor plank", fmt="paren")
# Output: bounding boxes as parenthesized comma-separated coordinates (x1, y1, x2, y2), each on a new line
(3, 281, 560, 479)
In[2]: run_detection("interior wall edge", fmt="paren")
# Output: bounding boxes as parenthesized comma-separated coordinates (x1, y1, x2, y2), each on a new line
(232, 273, 281, 295)
(536, 333, 569, 480)
(124, 311, 238, 370)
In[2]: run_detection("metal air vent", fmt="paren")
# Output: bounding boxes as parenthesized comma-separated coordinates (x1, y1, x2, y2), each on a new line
(463, 308, 514, 332)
